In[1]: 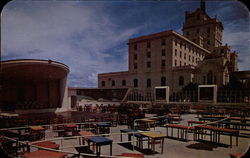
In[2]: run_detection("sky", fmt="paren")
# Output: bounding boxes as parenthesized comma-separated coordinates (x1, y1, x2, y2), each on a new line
(1, 0, 250, 88)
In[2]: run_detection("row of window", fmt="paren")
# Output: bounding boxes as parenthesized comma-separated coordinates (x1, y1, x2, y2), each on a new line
(174, 49, 203, 62)
(101, 76, 185, 87)
(174, 58, 199, 67)
(203, 71, 217, 85)
(174, 39, 205, 56)
(133, 59, 166, 69)
(133, 39, 205, 59)
(133, 39, 166, 50)
(133, 49, 166, 60)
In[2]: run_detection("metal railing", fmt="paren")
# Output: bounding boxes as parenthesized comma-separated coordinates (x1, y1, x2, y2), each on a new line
(217, 90, 250, 103)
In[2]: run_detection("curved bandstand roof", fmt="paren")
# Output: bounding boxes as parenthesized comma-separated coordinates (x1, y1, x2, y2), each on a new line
(1, 59, 69, 82)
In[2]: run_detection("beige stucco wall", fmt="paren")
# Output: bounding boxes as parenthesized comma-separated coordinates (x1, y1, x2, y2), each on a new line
(98, 31, 209, 93)
(194, 58, 229, 88)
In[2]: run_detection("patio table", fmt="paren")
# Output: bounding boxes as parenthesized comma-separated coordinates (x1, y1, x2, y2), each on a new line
(120, 129, 138, 142)
(87, 136, 113, 156)
(166, 124, 195, 140)
(78, 131, 96, 145)
(65, 124, 77, 128)
(95, 122, 111, 134)
(140, 132, 165, 154)
(195, 125, 239, 147)
(24, 150, 67, 158)
(30, 126, 45, 141)
(33, 141, 59, 150)
(30, 126, 44, 131)
(64, 124, 78, 136)
(138, 119, 156, 130)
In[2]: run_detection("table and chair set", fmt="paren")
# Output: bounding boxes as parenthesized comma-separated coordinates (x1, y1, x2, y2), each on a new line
(120, 128, 166, 155)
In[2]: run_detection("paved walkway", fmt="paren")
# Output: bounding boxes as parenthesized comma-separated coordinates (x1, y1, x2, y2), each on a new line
(34, 114, 250, 158)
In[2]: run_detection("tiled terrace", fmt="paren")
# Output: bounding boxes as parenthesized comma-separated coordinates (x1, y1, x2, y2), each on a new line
(1, 112, 250, 158)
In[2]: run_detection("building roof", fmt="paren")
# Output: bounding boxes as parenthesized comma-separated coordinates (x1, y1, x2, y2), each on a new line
(128, 30, 210, 55)
(98, 71, 130, 77)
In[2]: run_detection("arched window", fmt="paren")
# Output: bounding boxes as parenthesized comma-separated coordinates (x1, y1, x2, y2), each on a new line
(111, 80, 115, 86)
(133, 78, 138, 88)
(147, 79, 151, 88)
(122, 80, 126, 86)
(101, 81, 105, 87)
(179, 76, 184, 86)
(203, 76, 206, 84)
(161, 77, 166, 86)
(207, 71, 213, 84)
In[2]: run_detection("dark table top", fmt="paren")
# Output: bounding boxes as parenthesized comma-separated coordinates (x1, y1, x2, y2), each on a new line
(96, 122, 111, 127)
(87, 136, 113, 145)
(120, 129, 138, 133)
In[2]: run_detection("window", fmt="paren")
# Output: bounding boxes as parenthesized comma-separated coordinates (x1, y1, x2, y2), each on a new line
(197, 14, 200, 20)
(179, 76, 184, 86)
(147, 52, 151, 58)
(134, 63, 137, 69)
(186, 31, 189, 36)
(207, 27, 210, 33)
(207, 40, 210, 45)
(147, 42, 151, 48)
(134, 44, 137, 50)
(203, 76, 206, 84)
(220, 49, 224, 54)
(189, 55, 191, 61)
(180, 61, 182, 66)
(175, 59, 177, 66)
(122, 80, 126, 86)
(162, 49, 166, 56)
(161, 77, 166, 86)
(161, 39, 166, 45)
(175, 49, 177, 56)
(180, 51, 182, 58)
(112, 80, 115, 86)
(147, 61, 151, 68)
(180, 42, 183, 48)
(184, 53, 186, 59)
(101, 81, 105, 87)
(192, 56, 194, 62)
(175, 40, 177, 46)
(196, 29, 200, 34)
(134, 54, 137, 60)
(133, 78, 138, 88)
(184, 44, 187, 50)
(207, 71, 213, 84)
(184, 62, 186, 66)
(147, 78, 151, 88)
(161, 60, 166, 67)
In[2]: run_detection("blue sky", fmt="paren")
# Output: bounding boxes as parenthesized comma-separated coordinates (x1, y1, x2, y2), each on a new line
(1, 0, 250, 87)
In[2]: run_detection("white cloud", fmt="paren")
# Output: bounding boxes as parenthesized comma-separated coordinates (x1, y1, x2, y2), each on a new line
(1, 1, 139, 87)
(223, 30, 250, 70)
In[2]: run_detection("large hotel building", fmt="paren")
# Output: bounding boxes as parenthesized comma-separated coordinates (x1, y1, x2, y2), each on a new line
(98, 1, 240, 93)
